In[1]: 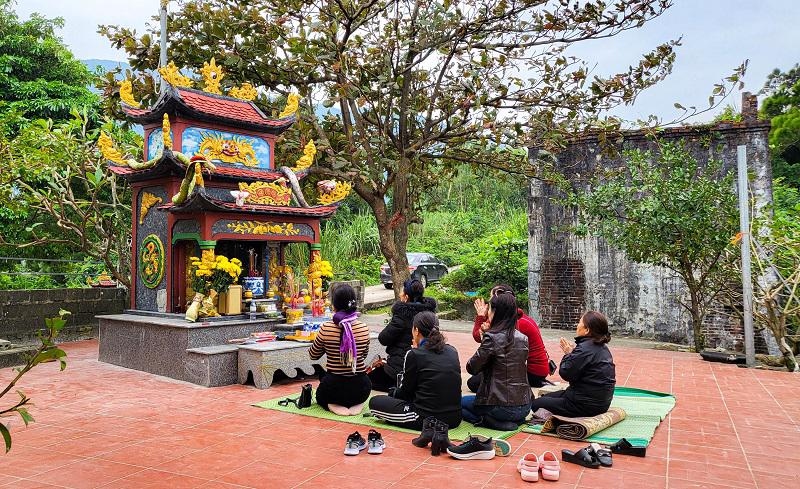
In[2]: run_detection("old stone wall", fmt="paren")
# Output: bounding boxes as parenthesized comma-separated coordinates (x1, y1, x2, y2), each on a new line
(528, 106, 773, 351)
(0, 288, 127, 344)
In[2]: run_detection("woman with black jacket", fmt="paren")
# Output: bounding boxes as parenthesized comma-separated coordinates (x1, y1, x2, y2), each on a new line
(368, 279, 437, 391)
(368, 311, 462, 430)
(530, 311, 616, 418)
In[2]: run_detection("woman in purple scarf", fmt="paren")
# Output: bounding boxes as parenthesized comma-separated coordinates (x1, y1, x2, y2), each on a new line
(309, 284, 372, 415)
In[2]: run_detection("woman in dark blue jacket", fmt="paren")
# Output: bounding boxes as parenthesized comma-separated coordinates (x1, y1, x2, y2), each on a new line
(530, 311, 616, 418)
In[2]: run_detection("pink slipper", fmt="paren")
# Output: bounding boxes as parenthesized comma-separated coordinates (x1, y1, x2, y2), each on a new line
(539, 451, 560, 481)
(517, 453, 540, 482)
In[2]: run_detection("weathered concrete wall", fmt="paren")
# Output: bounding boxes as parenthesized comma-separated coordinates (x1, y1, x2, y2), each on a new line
(0, 288, 127, 344)
(528, 109, 773, 351)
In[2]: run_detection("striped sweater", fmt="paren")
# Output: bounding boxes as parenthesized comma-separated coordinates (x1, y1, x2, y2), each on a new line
(308, 320, 370, 375)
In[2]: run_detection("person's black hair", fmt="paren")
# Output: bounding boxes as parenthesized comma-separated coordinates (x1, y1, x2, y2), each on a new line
(403, 278, 425, 302)
(491, 284, 514, 296)
(330, 283, 358, 313)
(582, 310, 611, 344)
(413, 311, 446, 353)
(489, 292, 519, 342)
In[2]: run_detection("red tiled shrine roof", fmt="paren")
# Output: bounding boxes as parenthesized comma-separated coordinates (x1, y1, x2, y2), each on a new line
(159, 190, 338, 218)
(106, 150, 289, 183)
(121, 85, 295, 134)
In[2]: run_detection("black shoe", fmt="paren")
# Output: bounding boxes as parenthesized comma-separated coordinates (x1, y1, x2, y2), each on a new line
(367, 429, 385, 454)
(588, 443, 612, 467)
(608, 438, 646, 457)
(412, 416, 437, 448)
(446, 434, 496, 460)
(561, 447, 600, 468)
(430, 420, 452, 456)
(343, 431, 367, 456)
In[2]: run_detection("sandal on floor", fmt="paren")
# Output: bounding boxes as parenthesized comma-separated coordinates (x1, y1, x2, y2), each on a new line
(561, 447, 600, 469)
(608, 438, 646, 457)
(517, 453, 540, 482)
(588, 443, 612, 467)
(539, 451, 560, 481)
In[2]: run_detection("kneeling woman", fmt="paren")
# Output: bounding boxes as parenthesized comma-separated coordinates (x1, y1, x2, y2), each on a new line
(530, 311, 616, 418)
(369, 311, 462, 430)
(462, 293, 531, 430)
(309, 284, 371, 416)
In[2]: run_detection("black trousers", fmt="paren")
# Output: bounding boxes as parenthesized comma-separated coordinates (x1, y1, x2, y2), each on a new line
(367, 366, 396, 392)
(368, 395, 462, 431)
(529, 389, 610, 418)
(467, 372, 549, 393)
(315, 372, 371, 410)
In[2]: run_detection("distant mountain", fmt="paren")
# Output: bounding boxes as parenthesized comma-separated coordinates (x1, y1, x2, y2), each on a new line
(81, 59, 131, 74)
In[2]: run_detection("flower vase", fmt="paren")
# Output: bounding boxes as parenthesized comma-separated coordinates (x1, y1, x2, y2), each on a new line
(199, 290, 219, 318)
(185, 292, 204, 322)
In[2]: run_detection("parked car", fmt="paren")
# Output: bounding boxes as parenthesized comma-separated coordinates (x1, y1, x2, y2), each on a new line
(380, 252, 449, 289)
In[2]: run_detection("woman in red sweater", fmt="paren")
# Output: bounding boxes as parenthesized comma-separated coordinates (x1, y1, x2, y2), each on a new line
(468, 285, 550, 391)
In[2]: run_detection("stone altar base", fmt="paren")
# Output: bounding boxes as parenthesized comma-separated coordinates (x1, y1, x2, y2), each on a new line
(98, 312, 285, 387)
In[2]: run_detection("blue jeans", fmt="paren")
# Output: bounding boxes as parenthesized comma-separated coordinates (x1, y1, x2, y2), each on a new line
(461, 395, 529, 424)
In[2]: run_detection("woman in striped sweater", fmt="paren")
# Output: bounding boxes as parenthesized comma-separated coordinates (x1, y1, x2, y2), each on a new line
(309, 284, 372, 415)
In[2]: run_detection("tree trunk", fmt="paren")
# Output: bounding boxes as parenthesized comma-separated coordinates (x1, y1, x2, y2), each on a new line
(351, 174, 412, 301)
(687, 283, 705, 352)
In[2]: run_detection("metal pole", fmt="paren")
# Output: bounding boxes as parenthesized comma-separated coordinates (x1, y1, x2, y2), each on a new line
(159, 0, 168, 92)
(737, 144, 755, 367)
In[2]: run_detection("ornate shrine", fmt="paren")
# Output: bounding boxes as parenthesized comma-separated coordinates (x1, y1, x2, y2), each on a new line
(101, 59, 349, 313)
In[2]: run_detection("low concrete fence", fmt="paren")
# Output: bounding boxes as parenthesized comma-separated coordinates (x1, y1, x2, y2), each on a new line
(0, 288, 127, 344)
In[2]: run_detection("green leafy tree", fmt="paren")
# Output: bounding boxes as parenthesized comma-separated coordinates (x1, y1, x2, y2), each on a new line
(0, 0, 97, 133)
(0, 310, 68, 453)
(103, 0, 746, 295)
(0, 114, 134, 287)
(570, 142, 739, 352)
(760, 64, 800, 189)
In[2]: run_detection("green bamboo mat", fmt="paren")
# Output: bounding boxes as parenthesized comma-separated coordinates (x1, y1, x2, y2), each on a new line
(253, 395, 523, 441)
(522, 386, 675, 447)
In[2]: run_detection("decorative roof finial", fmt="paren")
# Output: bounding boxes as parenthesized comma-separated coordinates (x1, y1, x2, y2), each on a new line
(158, 62, 192, 88)
(292, 139, 316, 170)
(200, 58, 224, 94)
(119, 80, 140, 108)
(229, 82, 258, 101)
(279, 93, 300, 118)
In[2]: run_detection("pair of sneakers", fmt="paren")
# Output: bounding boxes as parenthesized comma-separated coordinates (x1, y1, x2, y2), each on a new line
(344, 430, 385, 456)
(446, 434, 512, 460)
(517, 451, 560, 482)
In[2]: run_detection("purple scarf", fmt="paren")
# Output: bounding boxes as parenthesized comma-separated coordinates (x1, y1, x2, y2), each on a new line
(333, 310, 360, 372)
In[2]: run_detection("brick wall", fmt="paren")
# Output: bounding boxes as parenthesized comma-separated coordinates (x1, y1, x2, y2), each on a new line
(527, 94, 777, 352)
(0, 288, 127, 344)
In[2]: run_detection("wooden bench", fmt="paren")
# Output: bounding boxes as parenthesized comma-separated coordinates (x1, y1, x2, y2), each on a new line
(237, 332, 385, 389)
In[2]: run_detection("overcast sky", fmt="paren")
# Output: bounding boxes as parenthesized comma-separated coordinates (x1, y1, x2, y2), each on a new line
(14, 0, 800, 123)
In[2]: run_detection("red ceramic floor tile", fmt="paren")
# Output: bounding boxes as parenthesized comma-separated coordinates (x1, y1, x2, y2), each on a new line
(667, 478, 755, 489)
(0, 446, 87, 479)
(295, 472, 390, 489)
(0, 480, 66, 488)
(154, 446, 254, 479)
(97, 469, 212, 488)
(2, 337, 799, 489)
(215, 461, 318, 488)
(36, 458, 143, 489)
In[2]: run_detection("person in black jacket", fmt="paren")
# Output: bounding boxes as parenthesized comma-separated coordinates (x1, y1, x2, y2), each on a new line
(368, 311, 462, 429)
(530, 311, 616, 418)
(368, 279, 437, 391)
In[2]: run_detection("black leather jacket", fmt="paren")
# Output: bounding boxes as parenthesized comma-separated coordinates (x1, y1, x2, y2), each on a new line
(466, 329, 531, 407)
(561, 336, 616, 410)
(378, 297, 438, 378)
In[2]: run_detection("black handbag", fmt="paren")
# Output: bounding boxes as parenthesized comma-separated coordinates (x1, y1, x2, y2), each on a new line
(278, 383, 313, 409)
(548, 358, 558, 376)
